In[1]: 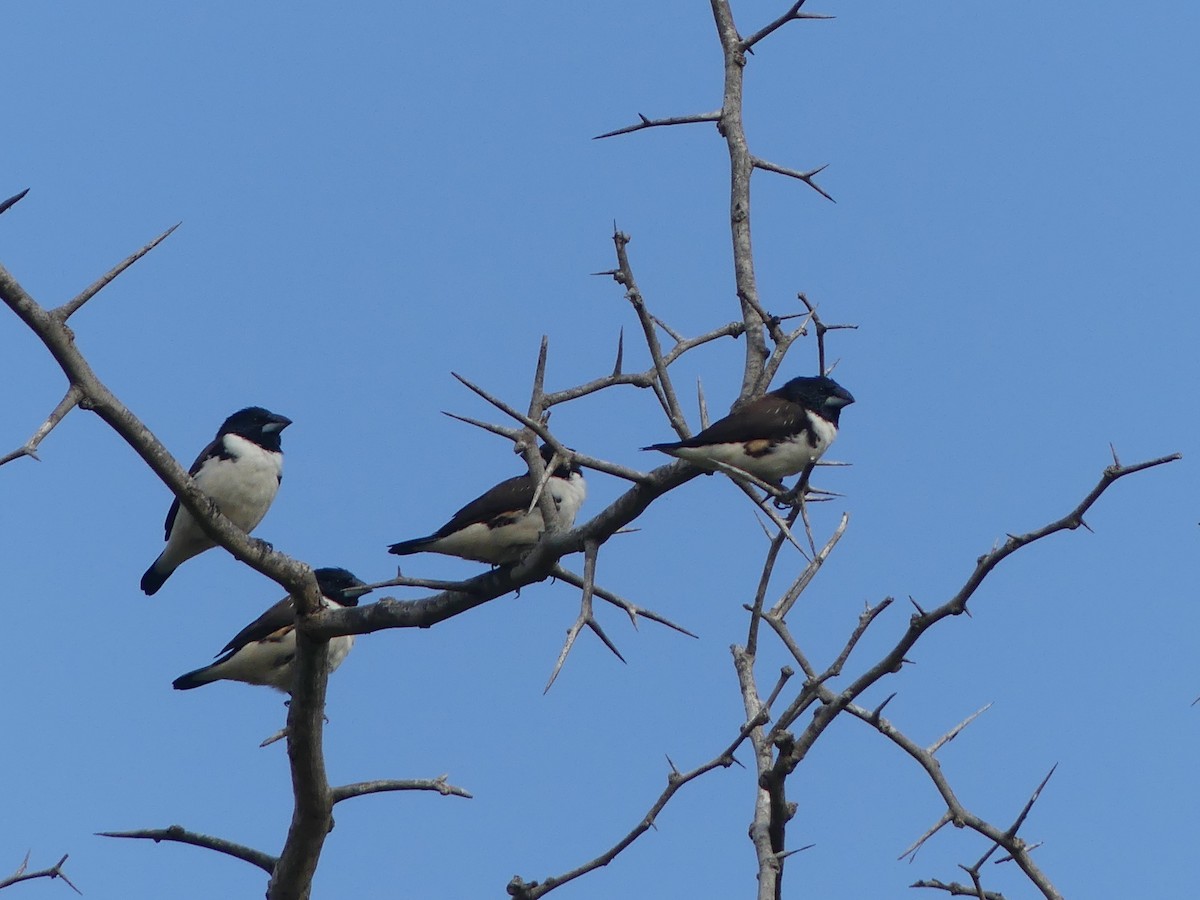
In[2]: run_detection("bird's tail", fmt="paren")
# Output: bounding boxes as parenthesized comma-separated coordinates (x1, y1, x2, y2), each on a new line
(641, 442, 683, 452)
(386, 535, 438, 556)
(172, 667, 214, 691)
(140, 555, 175, 596)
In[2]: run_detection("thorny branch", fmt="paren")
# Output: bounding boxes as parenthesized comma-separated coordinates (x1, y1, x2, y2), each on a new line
(0, 852, 80, 895)
(840, 697, 1061, 899)
(729, 452, 1176, 900)
(0, 249, 341, 900)
(3, 0, 1180, 897)
(506, 709, 770, 900)
(594, 111, 722, 140)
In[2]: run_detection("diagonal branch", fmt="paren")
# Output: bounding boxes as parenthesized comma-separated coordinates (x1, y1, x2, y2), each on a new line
(608, 230, 689, 433)
(750, 157, 834, 202)
(775, 452, 1180, 774)
(741, 1, 834, 51)
(507, 709, 769, 900)
(839, 699, 1062, 899)
(55, 222, 180, 321)
(0, 385, 82, 467)
(98, 826, 277, 874)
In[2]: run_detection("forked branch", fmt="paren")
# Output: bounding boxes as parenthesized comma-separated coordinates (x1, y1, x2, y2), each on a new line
(0, 852, 80, 895)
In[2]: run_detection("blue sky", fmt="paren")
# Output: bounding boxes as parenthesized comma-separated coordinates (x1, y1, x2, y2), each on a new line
(4, 2, 1198, 897)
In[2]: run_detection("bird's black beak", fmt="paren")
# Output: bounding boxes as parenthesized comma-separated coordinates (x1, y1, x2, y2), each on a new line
(264, 414, 293, 433)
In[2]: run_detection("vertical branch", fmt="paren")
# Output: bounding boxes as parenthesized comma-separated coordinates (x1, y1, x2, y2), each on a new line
(268, 608, 334, 900)
(732, 646, 781, 900)
(710, 0, 768, 400)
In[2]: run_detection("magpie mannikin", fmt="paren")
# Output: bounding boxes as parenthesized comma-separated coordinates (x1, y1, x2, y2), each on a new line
(642, 375, 855, 484)
(172, 567, 370, 692)
(387, 445, 587, 565)
(141, 406, 292, 595)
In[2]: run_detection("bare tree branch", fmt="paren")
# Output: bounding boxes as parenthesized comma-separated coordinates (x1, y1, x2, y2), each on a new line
(55, 222, 180, 321)
(911, 879, 1006, 900)
(267, 628, 333, 900)
(741, 1, 834, 51)
(331, 776, 473, 803)
(0, 262, 318, 602)
(928, 703, 993, 756)
(594, 111, 723, 140)
(0, 852, 80, 895)
(773, 452, 1180, 767)
(545, 540, 607, 692)
(750, 157, 834, 202)
(794, 293, 857, 381)
(550, 564, 698, 637)
(607, 231, 689, 433)
(507, 709, 769, 900)
(0, 385, 81, 467)
(710, 0, 769, 399)
(839, 699, 1063, 900)
(899, 813, 953, 863)
(98, 826, 278, 874)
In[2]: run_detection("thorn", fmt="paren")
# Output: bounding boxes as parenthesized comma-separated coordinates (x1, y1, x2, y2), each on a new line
(871, 693, 897, 721)
(775, 843, 815, 860)
(0, 188, 30, 216)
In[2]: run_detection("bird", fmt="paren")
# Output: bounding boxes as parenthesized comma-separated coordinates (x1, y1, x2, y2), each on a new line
(172, 567, 371, 693)
(642, 375, 855, 484)
(387, 444, 587, 565)
(141, 406, 292, 595)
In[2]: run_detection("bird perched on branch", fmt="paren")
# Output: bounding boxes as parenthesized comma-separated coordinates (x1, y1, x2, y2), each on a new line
(387, 444, 587, 565)
(642, 375, 855, 484)
(141, 406, 292, 595)
(172, 567, 371, 693)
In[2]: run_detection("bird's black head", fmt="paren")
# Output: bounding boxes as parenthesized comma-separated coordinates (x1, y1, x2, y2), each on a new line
(776, 376, 855, 423)
(538, 443, 581, 478)
(314, 567, 372, 607)
(218, 406, 293, 450)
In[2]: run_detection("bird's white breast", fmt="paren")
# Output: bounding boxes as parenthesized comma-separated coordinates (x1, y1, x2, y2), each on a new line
(194, 433, 284, 531)
(547, 471, 587, 529)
